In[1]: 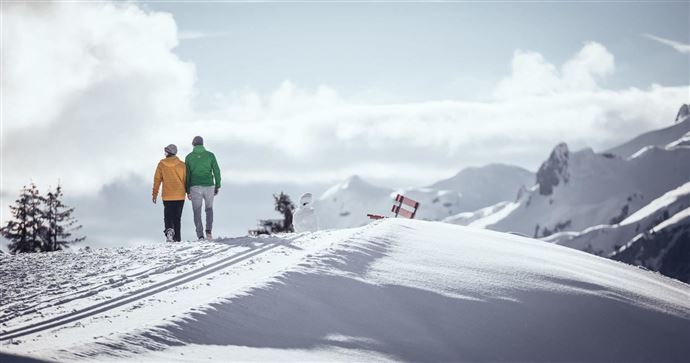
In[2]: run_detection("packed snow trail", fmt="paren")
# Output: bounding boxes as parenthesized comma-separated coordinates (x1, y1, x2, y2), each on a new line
(0, 240, 283, 341)
(2, 219, 689, 362)
(0, 243, 236, 325)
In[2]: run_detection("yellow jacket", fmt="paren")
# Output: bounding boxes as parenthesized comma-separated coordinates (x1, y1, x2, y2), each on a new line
(152, 156, 187, 201)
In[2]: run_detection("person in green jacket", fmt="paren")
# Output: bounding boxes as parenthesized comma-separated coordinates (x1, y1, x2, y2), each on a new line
(185, 136, 221, 240)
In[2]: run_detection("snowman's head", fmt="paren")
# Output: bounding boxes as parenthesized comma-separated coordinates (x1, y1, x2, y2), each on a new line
(299, 193, 313, 207)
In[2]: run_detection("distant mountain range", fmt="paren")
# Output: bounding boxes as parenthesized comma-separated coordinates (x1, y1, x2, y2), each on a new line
(314, 163, 534, 230)
(313, 105, 690, 283)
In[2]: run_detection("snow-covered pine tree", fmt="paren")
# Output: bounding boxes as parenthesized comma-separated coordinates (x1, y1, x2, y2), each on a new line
(273, 192, 295, 233)
(40, 184, 85, 251)
(0, 183, 43, 253)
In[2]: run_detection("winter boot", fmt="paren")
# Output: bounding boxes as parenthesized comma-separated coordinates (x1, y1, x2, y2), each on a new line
(165, 228, 175, 242)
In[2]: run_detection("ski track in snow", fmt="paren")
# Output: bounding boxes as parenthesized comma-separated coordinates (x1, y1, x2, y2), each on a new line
(0, 235, 300, 340)
(1, 243, 235, 330)
(1, 243, 231, 324)
(0, 227, 364, 361)
(1, 219, 689, 362)
(0, 241, 281, 342)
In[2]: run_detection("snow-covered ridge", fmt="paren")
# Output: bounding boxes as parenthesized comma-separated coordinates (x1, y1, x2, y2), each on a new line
(605, 110, 690, 158)
(442, 105, 690, 282)
(536, 142, 570, 196)
(429, 163, 534, 210)
(315, 175, 395, 229)
(315, 164, 534, 230)
(310, 106, 689, 283)
(2, 219, 689, 362)
(543, 181, 690, 256)
(466, 146, 690, 237)
(676, 103, 689, 123)
(623, 181, 690, 225)
(611, 208, 690, 282)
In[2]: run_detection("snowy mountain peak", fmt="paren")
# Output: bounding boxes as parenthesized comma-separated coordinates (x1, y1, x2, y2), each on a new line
(316, 175, 394, 229)
(536, 142, 570, 196)
(675, 104, 689, 123)
(343, 174, 366, 188)
(321, 175, 386, 199)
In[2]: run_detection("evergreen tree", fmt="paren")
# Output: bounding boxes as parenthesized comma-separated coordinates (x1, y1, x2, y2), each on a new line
(40, 184, 85, 251)
(273, 192, 295, 233)
(1, 183, 43, 253)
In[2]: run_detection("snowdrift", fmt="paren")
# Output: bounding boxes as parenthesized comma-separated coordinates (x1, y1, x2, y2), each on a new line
(1, 219, 689, 362)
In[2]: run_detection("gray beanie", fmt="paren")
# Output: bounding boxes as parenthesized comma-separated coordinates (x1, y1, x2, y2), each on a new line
(192, 136, 204, 146)
(164, 144, 177, 155)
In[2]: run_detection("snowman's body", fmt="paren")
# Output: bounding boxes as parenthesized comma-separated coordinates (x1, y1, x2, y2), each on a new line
(293, 193, 318, 233)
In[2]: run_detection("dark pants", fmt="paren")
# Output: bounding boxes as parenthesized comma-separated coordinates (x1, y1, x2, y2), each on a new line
(163, 200, 185, 241)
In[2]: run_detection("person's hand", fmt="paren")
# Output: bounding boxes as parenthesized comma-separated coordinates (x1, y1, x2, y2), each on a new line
(214, 187, 220, 196)
(152, 197, 157, 204)
(187, 194, 192, 200)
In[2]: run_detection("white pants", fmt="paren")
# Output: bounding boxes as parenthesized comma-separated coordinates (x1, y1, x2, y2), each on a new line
(190, 186, 215, 238)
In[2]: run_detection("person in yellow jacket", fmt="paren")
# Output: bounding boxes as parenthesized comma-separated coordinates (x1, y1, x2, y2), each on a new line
(152, 144, 187, 242)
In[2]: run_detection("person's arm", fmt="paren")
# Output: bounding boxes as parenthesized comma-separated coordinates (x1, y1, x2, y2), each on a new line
(152, 163, 162, 203)
(211, 154, 221, 192)
(185, 156, 192, 194)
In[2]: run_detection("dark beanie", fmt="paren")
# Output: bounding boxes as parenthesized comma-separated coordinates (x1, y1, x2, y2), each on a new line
(164, 144, 177, 155)
(192, 136, 204, 146)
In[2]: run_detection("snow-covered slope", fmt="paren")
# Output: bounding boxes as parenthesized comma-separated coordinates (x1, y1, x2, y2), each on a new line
(2, 219, 689, 362)
(429, 163, 533, 211)
(442, 201, 511, 226)
(611, 207, 690, 283)
(315, 164, 534, 229)
(544, 181, 690, 256)
(444, 106, 690, 283)
(464, 144, 690, 237)
(605, 107, 689, 158)
(314, 175, 395, 229)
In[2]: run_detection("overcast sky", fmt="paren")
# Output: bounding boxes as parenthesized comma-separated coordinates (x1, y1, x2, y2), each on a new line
(1, 1, 689, 245)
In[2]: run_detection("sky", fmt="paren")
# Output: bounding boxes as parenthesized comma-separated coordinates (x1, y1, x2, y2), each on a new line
(1, 1, 689, 245)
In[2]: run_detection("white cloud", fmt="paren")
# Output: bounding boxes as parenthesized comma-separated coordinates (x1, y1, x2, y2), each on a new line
(2, 1, 195, 194)
(495, 42, 614, 98)
(1, 1, 688, 200)
(643, 33, 690, 54)
(196, 81, 685, 187)
(178, 30, 230, 41)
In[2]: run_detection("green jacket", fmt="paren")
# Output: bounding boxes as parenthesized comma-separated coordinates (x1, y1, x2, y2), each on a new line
(185, 145, 221, 193)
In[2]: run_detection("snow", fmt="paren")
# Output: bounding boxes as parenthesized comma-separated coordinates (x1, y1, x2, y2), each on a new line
(666, 132, 690, 148)
(462, 145, 690, 238)
(467, 201, 519, 229)
(2, 219, 689, 362)
(629, 145, 656, 159)
(605, 115, 690, 158)
(442, 201, 510, 225)
(293, 192, 318, 233)
(623, 181, 690, 225)
(314, 164, 535, 230)
(315, 175, 394, 229)
(611, 208, 690, 279)
(541, 181, 690, 255)
(652, 206, 690, 232)
(612, 206, 690, 264)
(429, 163, 534, 211)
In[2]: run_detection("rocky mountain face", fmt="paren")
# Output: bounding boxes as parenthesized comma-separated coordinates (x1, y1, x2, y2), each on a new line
(536, 143, 570, 196)
(313, 105, 690, 283)
(444, 105, 690, 282)
(611, 208, 690, 283)
(676, 103, 689, 122)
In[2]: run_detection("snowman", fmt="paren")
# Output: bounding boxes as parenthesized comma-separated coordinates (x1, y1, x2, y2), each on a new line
(293, 192, 318, 233)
